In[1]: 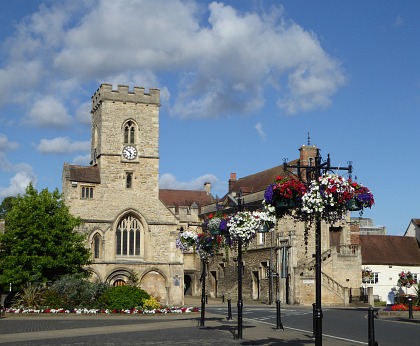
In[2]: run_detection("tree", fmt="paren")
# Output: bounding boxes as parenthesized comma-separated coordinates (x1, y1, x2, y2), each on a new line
(0, 196, 16, 219)
(0, 183, 91, 290)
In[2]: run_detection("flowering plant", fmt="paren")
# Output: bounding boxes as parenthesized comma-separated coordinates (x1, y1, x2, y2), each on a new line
(398, 271, 417, 288)
(195, 233, 223, 259)
(349, 180, 374, 208)
(227, 210, 258, 244)
(264, 175, 307, 204)
(5, 306, 200, 314)
(300, 173, 353, 223)
(389, 303, 420, 311)
(252, 201, 276, 232)
(362, 268, 374, 283)
(202, 210, 228, 235)
(175, 230, 197, 252)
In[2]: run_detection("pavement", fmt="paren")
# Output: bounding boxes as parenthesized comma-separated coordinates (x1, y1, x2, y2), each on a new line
(0, 296, 404, 346)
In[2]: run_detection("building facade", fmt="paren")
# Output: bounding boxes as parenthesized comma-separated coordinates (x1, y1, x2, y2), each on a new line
(360, 235, 420, 304)
(61, 84, 366, 307)
(62, 84, 191, 306)
(199, 145, 363, 306)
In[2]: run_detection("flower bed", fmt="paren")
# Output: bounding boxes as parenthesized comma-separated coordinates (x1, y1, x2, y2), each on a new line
(384, 303, 420, 311)
(4, 306, 200, 314)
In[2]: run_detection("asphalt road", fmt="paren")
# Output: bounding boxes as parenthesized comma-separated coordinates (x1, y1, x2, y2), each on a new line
(208, 305, 420, 345)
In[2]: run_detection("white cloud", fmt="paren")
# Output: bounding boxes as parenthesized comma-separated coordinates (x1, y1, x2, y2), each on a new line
(255, 123, 266, 139)
(159, 172, 226, 197)
(0, 134, 19, 152)
(24, 96, 72, 128)
(0, 0, 346, 122)
(36, 137, 90, 154)
(75, 102, 91, 125)
(0, 165, 36, 199)
(72, 153, 91, 166)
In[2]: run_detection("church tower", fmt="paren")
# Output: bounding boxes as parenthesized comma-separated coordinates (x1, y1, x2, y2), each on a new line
(62, 84, 183, 305)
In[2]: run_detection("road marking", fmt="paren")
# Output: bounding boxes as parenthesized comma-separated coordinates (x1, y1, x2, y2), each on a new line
(245, 319, 368, 345)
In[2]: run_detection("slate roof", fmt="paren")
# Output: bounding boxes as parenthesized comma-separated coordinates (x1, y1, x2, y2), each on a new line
(68, 165, 101, 184)
(159, 189, 214, 211)
(360, 235, 420, 266)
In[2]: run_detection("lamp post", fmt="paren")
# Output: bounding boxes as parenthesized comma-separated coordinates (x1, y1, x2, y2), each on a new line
(283, 150, 352, 346)
(237, 195, 244, 339)
(200, 258, 206, 327)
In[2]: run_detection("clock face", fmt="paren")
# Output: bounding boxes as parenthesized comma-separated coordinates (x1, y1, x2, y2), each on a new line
(123, 145, 137, 160)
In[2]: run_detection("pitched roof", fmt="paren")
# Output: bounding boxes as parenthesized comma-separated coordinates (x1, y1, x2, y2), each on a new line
(159, 189, 214, 210)
(229, 159, 299, 195)
(68, 165, 101, 184)
(360, 235, 420, 265)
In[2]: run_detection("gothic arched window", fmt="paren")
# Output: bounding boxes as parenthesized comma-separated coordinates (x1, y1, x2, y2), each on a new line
(116, 215, 141, 256)
(92, 233, 101, 259)
(124, 121, 136, 144)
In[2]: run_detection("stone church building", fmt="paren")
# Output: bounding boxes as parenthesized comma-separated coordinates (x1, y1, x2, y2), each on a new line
(62, 84, 213, 306)
(62, 84, 363, 307)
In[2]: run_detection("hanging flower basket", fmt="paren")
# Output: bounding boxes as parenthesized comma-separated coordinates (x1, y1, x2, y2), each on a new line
(227, 210, 258, 244)
(349, 180, 374, 209)
(203, 211, 228, 235)
(362, 268, 374, 283)
(299, 173, 353, 224)
(398, 271, 417, 288)
(346, 198, 362, 211)
(175, 230, 197, 252)
(195, 233, 223, 259)
(252, 202, 276, 233)
(264, 176, 306, 216)
(276, 199, 297, 209)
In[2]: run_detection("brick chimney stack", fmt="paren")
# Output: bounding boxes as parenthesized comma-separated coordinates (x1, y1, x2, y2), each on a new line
(228, 173, 237, 193)
(204, 182, 211, 195)
(299, 145, 319, 167)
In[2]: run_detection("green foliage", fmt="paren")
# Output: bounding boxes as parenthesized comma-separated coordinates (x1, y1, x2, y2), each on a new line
(0, 196, 16, 219)
(142, 296, 161, 310)
(41, 273, 109, 309)
(0, 183, 91, 290)
(12, 282, 44, 309)
(97, 285, 150, 310)
(126, 270, 140, 287)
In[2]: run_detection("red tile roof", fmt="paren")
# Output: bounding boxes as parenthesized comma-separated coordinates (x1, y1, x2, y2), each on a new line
(360, 235, 420, 265)
(228, 159, 298, 195)
(159, 189, 214, 209)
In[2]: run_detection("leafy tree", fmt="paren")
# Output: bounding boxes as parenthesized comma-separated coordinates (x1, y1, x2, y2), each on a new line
(0, 196, 16, 219)
(0, 183, 91, 290)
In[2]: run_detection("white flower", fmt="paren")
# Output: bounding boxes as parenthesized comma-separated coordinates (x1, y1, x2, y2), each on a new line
(227, 211, 258, 242)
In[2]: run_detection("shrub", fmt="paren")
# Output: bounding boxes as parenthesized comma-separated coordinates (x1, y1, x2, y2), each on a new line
(12, 283, 44, 309)
(142, 296, 160, 310)
(97, 286, 150, 310)
(39, 274, 109, 309)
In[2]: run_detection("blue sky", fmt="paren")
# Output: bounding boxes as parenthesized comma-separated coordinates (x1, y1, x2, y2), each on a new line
(0, 0, 418, 235)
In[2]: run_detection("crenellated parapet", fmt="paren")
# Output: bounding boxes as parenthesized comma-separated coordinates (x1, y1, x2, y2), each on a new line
(91, 83, 160, 112)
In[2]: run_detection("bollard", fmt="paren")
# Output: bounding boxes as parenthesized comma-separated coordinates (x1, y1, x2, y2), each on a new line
(368, 307, 378, 346)
(408, 298, 413, 320)
(205, 294, 208, 304)
(227, 298, 233, 320)
(222, 294, 225, 303)
(276, 300, 284, 330)
(312, 303, 316, 339)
